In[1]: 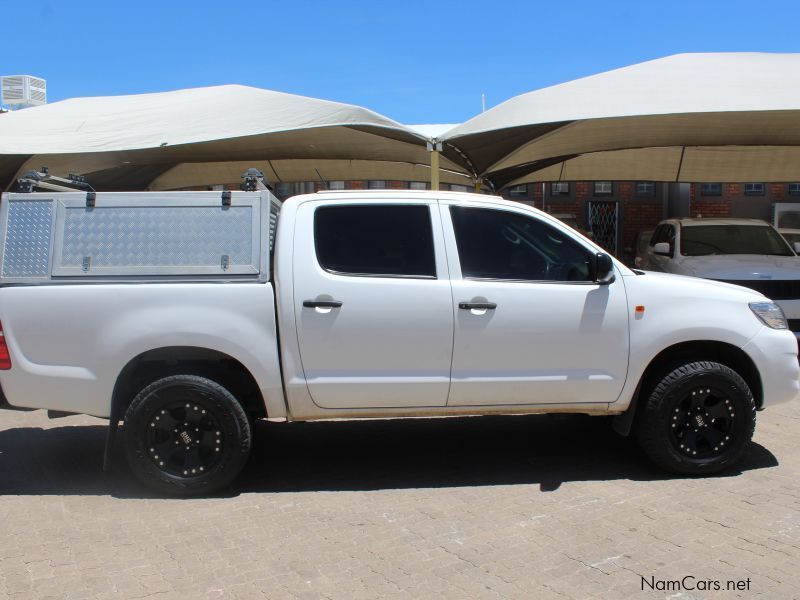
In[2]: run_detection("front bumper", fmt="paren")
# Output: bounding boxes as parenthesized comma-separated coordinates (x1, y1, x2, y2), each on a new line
(742, 326, 800, 408)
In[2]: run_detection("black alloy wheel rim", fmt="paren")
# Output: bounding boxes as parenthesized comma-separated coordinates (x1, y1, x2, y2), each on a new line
(145, 387, 224, 477)
(670, 385, 735, 459)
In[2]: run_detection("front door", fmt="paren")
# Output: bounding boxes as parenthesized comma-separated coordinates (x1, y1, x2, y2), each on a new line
(293, 200, 454, 409)
(442, 203, 629, 407)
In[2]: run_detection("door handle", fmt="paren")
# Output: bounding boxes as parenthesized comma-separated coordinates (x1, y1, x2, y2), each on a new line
(458, 302, 497, 310)
(303, 300, 343, 308)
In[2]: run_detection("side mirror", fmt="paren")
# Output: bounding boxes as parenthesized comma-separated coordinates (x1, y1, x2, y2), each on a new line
(793, 242, 800, 254)
(593, 252, 615, 285)
(653, 242, 672, 257)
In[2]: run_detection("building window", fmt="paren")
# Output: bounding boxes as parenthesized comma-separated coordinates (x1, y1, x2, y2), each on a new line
(328, 180, 345, 190)
(409, 181, 427, 190)
(449, 184, 469, 192)
(368, 180, 386, 189)
(508, 184, 528, 197)
(744, 183, 764, 196)
(550, 182, 570, 195)
(700, 183, 722, 196)
(635, 182, 655, 197)
(593, 181, 613, 196)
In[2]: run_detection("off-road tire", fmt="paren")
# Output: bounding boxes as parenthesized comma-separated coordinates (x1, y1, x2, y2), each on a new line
(635, 361, 756, 475)
(123, 375, 252, 496)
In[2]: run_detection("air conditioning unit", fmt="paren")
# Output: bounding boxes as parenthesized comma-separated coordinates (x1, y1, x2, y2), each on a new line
(772, 202, 800, 229)
(1, 75, 47, 109)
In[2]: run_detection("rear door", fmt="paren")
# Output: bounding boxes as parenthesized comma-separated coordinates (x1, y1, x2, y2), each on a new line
(441, 201, 630, 407)
(292, 199, 454, 409)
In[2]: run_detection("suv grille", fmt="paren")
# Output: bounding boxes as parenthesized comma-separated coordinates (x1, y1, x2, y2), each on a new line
(715, 279, 800, 301)
(787, 319, 800, 333)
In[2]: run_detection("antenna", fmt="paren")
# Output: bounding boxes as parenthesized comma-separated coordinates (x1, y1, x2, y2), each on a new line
(314, 168, 329, 190)
(481, 94, 486, 113)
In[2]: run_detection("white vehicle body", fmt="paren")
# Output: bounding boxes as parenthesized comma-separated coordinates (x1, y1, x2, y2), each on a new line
(640, 218, 800, 339)
(0, 190, 797, 492)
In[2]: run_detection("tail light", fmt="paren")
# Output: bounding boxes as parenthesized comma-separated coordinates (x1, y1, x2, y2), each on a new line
(0, 322, 11, 370)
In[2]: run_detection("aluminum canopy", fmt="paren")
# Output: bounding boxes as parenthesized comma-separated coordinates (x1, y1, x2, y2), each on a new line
(0, 85, 469, 191)
(439, 53, 800, 186)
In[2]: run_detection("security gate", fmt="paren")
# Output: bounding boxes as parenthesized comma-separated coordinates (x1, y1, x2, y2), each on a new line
(587, 200, 618, 255)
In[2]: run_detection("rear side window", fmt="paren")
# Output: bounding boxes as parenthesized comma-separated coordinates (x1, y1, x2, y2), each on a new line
(450, 206, 591, 282)
(314, 205, 436, 278)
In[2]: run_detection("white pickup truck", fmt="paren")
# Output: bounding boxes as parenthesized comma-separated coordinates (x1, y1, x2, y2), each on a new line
(0, 189, 797, 495)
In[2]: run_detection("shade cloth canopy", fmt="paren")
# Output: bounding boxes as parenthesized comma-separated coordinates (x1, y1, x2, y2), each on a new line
(440, 53, 800, 186)
(0, 85, 469, 190)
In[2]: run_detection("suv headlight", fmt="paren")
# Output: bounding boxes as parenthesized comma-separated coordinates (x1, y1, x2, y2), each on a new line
(749, 301, 788, 329)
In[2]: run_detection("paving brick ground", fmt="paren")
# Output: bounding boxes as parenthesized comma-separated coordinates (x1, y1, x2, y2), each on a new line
(0, 400, 798, 599)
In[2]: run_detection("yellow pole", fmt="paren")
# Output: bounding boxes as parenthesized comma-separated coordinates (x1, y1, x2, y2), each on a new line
(473, 178, 481, 193)
(430, 147, 440, 191)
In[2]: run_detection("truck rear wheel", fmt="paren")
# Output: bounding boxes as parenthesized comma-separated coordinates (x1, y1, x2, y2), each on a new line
(123, 375, 252, 496)
(635, 361, 756, 475)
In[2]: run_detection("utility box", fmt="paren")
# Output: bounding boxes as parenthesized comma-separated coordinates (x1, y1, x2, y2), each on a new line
(0, 190, 281, 284)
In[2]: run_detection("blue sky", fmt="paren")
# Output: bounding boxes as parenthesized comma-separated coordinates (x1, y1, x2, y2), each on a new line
(4, 0, 799, 124)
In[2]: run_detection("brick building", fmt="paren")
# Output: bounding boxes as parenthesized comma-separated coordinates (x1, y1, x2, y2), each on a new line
(500, 181, 800, 265)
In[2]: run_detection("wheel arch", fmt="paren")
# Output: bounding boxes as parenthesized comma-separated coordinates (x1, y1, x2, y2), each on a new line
(613, 340, 762, 436)
(111, 346, 267, 421)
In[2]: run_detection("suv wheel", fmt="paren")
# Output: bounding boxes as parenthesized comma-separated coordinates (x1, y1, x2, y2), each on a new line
(123, 374, 252, 496)
(636, 361, 756, 475)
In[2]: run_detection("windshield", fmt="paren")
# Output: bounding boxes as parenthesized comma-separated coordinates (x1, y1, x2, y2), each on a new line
(681, 225, 794, 257)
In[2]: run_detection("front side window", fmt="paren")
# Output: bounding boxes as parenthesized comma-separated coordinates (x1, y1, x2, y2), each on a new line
(315, 205, 436, 278)
(649, 224, 675, 253)
(680, 225, 793, 257)
(450, 206, 591, 282)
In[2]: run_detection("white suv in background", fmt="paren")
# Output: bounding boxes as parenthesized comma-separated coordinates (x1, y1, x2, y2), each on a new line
(641, 218, 800, 339)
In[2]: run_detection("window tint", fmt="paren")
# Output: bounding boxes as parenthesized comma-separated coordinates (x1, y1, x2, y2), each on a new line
(315, 205, 436, 278)
(450, 207, 591, 282)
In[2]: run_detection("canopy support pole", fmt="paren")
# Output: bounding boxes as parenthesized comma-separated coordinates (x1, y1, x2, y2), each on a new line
(427, 141, 442, 190)
(473, 178, 482, 193)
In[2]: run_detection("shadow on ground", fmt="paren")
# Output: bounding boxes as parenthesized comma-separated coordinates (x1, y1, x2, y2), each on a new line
(0, 413, 779, 498)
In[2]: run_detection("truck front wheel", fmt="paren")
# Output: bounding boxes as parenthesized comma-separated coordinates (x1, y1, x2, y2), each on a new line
(635, 361, 756, 475)
(123, 374, 252, 496)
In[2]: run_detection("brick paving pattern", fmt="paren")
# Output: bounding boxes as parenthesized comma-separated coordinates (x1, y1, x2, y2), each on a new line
(0, 401, 798, 599)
